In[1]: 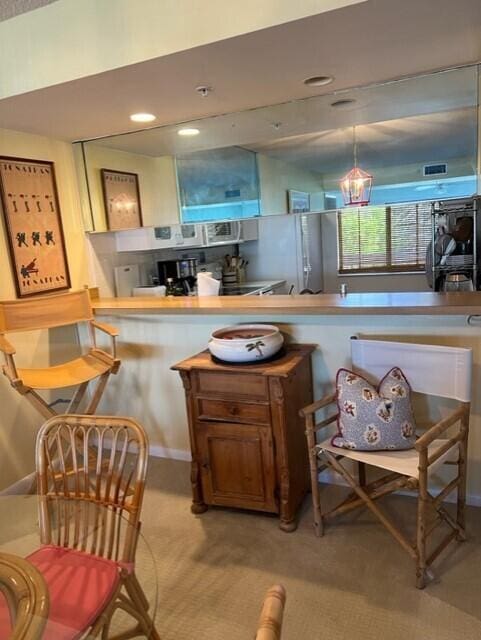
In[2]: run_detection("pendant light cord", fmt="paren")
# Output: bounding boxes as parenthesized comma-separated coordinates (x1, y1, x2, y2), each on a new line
(353, 126, 358, 168)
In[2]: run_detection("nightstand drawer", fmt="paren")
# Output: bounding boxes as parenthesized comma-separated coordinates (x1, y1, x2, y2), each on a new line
(195, 370, 268, 400)
(197, 397, 271, 425)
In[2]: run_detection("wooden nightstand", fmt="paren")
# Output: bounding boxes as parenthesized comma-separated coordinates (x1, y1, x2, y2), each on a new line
(172, 344, 315, 531)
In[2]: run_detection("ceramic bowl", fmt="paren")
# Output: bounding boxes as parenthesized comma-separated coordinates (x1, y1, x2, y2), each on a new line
(208, 324, 284, 363)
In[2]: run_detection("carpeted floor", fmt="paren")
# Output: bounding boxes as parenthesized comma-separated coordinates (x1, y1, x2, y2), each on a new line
(1, 457, 481, 639)
(140, 457, 481, 640)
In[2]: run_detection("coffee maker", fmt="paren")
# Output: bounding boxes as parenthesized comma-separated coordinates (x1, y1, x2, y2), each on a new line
(157, 259, 197, 295)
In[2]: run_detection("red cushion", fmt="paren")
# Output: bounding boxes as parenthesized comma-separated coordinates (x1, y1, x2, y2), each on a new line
(0, 593, 13, 637)
(17, 545, 121, 640)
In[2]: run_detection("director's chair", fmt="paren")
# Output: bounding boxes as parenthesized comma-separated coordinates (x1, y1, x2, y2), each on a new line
(300, 338, 472, 588)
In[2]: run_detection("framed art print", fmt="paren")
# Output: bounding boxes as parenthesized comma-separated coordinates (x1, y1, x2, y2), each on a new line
(0, 156, 71, 298)
(101, 169, 143, 230)
(287, 189, 310, 213)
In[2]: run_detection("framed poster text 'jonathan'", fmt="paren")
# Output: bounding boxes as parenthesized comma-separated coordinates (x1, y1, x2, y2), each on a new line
(0, 156, 71, 297)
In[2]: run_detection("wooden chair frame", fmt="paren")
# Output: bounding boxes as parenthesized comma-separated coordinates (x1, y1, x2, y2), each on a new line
(35, 414, 160, 639)
(0, 289, 120, 420)
(0, 552, 49, 640)
(301, 392, 471, 589)
(255, 585, 286, 640)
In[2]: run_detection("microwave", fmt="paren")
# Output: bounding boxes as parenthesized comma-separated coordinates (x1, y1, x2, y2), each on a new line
(202, 221, 241, 246)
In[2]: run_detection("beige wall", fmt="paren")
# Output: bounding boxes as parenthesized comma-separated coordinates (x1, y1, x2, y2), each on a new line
(258, 154, 323, 215)
(0, 128, 90, 489)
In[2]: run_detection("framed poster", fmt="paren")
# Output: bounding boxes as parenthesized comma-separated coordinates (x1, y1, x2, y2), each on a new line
(287, 189, 310, 213)
(101, 169, 143, 230)
(0, 156, 71, 298)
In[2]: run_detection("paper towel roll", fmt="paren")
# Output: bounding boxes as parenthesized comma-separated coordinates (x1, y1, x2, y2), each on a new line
(197, 272, 220, 296)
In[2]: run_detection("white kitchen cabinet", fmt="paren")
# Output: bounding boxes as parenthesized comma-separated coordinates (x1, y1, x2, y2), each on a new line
(116, 224, 204, 252)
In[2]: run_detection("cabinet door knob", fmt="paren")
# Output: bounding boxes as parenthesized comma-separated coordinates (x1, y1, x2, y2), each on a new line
(202, 462, 210, 470)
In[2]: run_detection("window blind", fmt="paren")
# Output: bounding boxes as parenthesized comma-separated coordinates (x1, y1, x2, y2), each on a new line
(337, 202, 431, 274)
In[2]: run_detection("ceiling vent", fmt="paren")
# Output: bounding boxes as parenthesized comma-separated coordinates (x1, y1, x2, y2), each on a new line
(423, 163, 448, 177)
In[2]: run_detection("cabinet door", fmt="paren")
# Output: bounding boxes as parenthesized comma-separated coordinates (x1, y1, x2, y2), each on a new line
(197, 421, 277, 513)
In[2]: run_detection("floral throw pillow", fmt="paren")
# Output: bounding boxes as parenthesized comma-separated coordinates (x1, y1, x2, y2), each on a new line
(331, 367, 417, 451)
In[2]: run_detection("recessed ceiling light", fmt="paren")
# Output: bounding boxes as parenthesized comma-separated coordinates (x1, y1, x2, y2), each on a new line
(178, 128, 200, 136)
(130, 113, 156, 123)
(330, 98, 356, 108)
(304, 75, 334, 87)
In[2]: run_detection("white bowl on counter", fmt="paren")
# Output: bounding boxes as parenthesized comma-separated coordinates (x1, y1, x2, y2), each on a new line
(208, 324, 284, 363)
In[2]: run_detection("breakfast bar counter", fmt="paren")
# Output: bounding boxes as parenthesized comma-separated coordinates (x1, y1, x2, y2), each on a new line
(92, 291, 481, 316)
(90, 290, 481, 506)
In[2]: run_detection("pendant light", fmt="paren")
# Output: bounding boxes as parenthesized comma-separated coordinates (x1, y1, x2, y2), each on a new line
(340, 126, 372, 206)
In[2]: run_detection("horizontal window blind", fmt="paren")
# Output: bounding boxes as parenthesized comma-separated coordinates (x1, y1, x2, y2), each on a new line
(337, 202, 431, 274)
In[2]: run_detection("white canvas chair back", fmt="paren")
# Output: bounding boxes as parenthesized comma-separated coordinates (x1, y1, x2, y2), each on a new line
(351, 338, 472, 402)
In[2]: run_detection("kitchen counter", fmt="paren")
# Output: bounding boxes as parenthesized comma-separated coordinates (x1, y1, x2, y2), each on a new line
(92, 291, 481, 316)
(90, 289, 481, 503)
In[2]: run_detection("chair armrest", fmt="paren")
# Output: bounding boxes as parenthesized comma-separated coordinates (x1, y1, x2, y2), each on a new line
(415, 405, 467, 451)
(91, 320, 119, 337)
(0, 335, 15, 356)
(299, 393, 336, 418)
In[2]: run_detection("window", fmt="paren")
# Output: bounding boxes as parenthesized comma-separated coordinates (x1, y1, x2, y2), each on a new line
(337, 202, 431, 274)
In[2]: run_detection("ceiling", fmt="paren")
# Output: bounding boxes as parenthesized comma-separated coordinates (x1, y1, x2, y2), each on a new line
(249, 108, 477, 176)
(0, 0, 480, 141)
(86, 65, 477, 158)
(0, 0, 58, 22)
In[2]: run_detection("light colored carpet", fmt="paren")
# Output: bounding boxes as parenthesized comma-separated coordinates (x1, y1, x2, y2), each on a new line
(1, 459, 481, 639)
(141, 457, 481, 640)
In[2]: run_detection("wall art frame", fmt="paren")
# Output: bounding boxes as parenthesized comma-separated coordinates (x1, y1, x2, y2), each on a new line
(287, 189, 310, 213)
(101, 168, 143, 230)
(0, 156, 71, 298)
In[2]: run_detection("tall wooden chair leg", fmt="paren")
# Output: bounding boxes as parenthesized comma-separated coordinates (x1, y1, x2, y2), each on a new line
(416, 450, 428, 589)
(306, 414, 323, 536)
(456, 410, 469, 541)
(85, 372, 111, 414)
(456, 437, 468, 541)
(358, 461, 367, 487)
(67, 381, 89, 413)
(123, 573, 161, 640)
(25, 388, 56, 419)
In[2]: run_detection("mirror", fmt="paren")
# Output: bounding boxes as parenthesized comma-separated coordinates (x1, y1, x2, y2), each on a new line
(75, 64, 479, 231)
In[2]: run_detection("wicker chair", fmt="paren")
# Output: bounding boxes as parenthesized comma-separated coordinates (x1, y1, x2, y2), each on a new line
(29, 414, 160, 639)
(0, 552, 49, 639)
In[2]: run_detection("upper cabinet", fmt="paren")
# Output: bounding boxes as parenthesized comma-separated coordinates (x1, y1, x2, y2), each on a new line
(75, 64, 479, 233)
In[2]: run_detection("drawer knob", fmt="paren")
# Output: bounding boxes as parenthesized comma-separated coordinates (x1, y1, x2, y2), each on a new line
(229, 406, 240, 415)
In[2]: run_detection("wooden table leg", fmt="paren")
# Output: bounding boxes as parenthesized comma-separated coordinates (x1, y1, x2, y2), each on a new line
(190, 460, 208, 514)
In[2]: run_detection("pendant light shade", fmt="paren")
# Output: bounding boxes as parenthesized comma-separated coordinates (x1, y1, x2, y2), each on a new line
(340, 166, 373, 206)
(340, 126, 373, 206)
